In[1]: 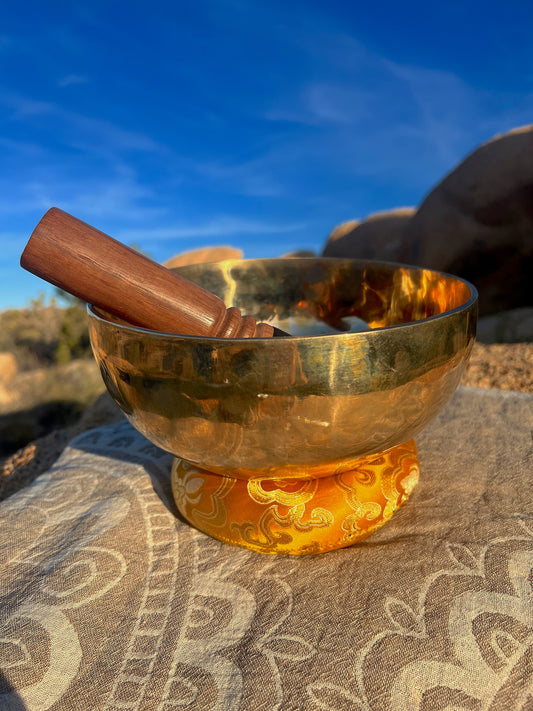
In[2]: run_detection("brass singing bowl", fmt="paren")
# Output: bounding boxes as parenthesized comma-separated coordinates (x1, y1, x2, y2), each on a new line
(88, 258, 477, 481)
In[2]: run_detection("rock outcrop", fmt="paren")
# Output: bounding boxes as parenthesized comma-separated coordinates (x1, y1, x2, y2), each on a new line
(323, 208, 415, 262)
(322, 125, 533, 317)
(164, 246, 242, 269)
(400, 125, 533, 316)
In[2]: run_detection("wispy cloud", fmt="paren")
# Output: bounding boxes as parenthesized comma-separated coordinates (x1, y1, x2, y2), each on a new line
(0, 91, 167, 154)
(0, 90, 172, 228)
(264, 35, 478, 165)
(9, 97, 54, 118)
(197, 158, 284, 197)
(0, 136, 44, 156)
(266, 83, 373, 127)
(0, 232, 31, 259)
(228, 28, 533, 201)
(57, 74, 89, 88)
(0, 169, 165, 222)
(116, 216, 308, 242)
(382, 60, 479, 163)
(62, 112, 165, 154)
(0, 34, 13, 50)
(54, 175, 167, 221)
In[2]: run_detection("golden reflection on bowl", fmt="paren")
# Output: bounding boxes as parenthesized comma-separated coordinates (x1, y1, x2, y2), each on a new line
(88, 258, 477, 481)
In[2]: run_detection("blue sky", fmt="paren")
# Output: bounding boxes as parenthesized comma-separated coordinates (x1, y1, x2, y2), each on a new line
(1, 0, 532, 309)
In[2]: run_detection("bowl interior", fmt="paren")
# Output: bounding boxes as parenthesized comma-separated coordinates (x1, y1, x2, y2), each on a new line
(170, 258, 474, 332)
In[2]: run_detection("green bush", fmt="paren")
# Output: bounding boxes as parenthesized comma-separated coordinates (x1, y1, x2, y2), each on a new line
(54, 303, 92, 364)
(0, 293, 92, 370)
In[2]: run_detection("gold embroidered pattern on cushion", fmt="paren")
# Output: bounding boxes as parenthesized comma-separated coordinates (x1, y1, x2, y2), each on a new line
(171, 439, 419, 555)
(234, 479, 334, 551)
(335, 441, 419, 541)
(171, 459, 235, 529)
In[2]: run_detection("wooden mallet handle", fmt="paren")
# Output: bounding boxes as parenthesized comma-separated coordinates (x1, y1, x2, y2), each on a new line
(21, 208, 287, 338)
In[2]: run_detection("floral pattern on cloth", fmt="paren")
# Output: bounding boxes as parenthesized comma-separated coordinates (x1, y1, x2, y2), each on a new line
(0, 387, 531, 710)
(307, 520, 533, 710)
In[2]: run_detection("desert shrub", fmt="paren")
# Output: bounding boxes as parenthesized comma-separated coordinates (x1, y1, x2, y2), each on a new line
(0, 295, 103, 457)
(0, 293, 92, 370)
(54, 302, 92, 364)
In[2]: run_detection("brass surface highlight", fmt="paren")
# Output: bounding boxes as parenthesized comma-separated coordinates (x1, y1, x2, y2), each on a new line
(88, 258, 477, 481)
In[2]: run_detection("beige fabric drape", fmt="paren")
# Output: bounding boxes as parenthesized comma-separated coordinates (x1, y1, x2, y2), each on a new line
(0, 386, 531, 710)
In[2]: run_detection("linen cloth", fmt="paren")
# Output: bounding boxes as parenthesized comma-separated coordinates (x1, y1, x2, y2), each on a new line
(0, 386, 531, 710)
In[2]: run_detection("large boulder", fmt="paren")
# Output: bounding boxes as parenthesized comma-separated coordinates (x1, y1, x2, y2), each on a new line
(476, 307, 533, 343)
(323, 208, 416, 261)
(279, 249, 317, 258)
(400, 125, 533, 316)
(321, 125, 533, 318)
(164, 246, 243, 269)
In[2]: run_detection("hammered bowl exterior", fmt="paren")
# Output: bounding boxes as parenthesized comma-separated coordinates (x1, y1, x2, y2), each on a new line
(88, 258, 477, 479)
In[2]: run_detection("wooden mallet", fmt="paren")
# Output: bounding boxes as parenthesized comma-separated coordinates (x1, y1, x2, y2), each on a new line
(20, 208, 288, 338)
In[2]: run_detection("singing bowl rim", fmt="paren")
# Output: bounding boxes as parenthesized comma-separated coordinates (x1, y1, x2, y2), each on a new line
(87, 256, 478, 340)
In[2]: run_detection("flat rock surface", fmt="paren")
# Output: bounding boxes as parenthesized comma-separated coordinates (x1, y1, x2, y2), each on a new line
(461, 342, 533, 392)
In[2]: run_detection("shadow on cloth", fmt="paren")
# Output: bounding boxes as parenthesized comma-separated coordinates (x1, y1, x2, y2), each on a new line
(0, 400, 85, 459)
(0, 669, 29, 710)
(70, 420, 184, 522)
